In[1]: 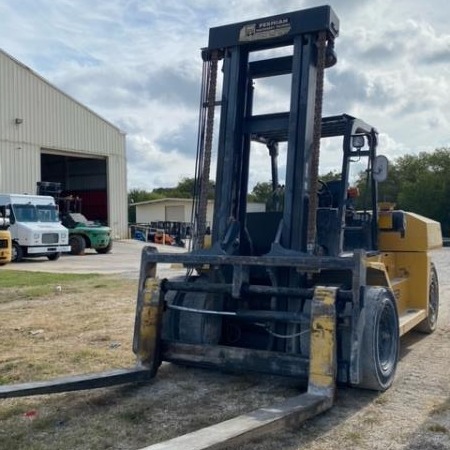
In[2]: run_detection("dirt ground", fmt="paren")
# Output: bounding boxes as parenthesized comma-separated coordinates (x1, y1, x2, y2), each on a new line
(0, 248, 449, 450)
(249, 247, 450, 450)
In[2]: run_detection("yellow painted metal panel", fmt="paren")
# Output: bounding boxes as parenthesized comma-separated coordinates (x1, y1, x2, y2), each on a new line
(308, 286, 337, 397)
(369, 251, 430, 314)
(379, 211, 442, 252)
(135, 278, 161, 366)
(399, 309, 427, 336)
(0, 229, 12, 264)
(365, 247, 433, 342)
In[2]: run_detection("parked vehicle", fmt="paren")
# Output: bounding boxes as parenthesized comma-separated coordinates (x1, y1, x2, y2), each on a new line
(0, 194, 70, 262)
(0, 205, 12, 265)
(37, 182, 112, 255)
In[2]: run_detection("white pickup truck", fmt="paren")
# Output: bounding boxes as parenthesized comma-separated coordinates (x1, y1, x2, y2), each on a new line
(0, 194, 71, 262)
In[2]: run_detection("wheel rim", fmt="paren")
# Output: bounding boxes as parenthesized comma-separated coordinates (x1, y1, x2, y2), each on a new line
(428, 274, 438, 325)
(12, 246, 17, 261)
(377, 301, 397, 374)
(70, 238, 80, 253)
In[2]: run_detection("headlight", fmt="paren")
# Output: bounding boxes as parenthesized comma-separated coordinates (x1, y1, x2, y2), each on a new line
(34, 233, 40, 239)
(61, 232, 67, 239)
(352, 135, 365, 149)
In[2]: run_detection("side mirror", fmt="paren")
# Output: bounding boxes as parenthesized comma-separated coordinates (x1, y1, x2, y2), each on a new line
(373, 155, 388, 182)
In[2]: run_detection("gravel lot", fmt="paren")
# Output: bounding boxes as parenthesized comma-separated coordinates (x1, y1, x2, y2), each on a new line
(0, 243, 448, 449)
(244, 247, 450, 450)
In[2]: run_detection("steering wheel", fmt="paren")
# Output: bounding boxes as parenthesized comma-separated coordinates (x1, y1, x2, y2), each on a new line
(317, 180, 333, 207)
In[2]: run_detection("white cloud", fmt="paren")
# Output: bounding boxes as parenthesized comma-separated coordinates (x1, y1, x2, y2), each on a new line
(0, 0, 449, 190)
(127, 134, 195, 189)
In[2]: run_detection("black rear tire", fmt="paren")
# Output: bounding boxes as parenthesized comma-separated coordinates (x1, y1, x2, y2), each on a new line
(416, 263, 439, 334)
(161, 276, 185, 341)
(357, 287, 399, 391)
(47, 252, 61, 261)
(11, 242, 23, 262)
(163, 275, 223, 345)
(70, 235, 86, 255)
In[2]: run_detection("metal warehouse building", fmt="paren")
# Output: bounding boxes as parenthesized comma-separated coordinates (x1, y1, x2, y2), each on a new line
(0, 49, 128, 238)
(134, 198, 266, 225)
(135, 198, 215, 226)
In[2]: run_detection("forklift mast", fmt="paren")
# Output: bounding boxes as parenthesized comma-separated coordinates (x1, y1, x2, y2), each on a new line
(193, 7, 381, 258)
(199, 6, 340, 254)
(37, 181, 83, 217)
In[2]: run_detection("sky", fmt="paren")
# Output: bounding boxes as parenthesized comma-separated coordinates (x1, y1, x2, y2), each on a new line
(0, 0, 449, 191)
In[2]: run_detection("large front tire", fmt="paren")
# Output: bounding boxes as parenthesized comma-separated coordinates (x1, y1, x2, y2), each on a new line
(163, 276, 222, 345)
(70, 235, 86, 255)
(47, 252, 61, 261)
(96, 239, 113, 254)
(358, 287, 399, 391)
(11, 242, 23, 262)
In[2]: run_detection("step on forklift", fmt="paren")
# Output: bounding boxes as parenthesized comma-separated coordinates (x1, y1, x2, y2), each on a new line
(0, 5, 442, 439)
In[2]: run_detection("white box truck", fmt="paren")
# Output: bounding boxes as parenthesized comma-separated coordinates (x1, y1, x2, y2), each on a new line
(0, 194, 71, 262)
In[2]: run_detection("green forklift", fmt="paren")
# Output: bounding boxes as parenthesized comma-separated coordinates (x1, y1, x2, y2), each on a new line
(37, 182, 112, 255)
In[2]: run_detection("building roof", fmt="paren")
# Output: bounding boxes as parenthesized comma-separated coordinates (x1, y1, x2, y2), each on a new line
(0, 48, 124, 134)
(132, 197, 266, 208)
(132, 197, 213, 207)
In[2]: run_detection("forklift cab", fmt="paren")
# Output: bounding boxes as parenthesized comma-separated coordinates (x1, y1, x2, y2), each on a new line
(315, 115, 380, 256)
(246, 114, 381, 257)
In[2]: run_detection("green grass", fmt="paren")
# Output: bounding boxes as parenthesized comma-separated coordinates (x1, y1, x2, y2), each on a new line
(344, 431, 363, 445)
(0, 270, 98, 288)
(374, 395, 389, 405)
(431, 398, 450, 415)
(427, 423, 448, 434)
(0, 271, 118, 304)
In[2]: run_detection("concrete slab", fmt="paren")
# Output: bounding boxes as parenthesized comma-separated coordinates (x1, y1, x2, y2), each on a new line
(0, 239, 188, 279)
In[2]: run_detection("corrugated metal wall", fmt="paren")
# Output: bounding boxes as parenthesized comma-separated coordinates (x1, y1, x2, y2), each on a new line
(0, 49, 128, 238)
(136, 200, 266, 226)
(135, 199, 221, 225)
(136, 202, 167, 224)
(165, 205, 185, 222)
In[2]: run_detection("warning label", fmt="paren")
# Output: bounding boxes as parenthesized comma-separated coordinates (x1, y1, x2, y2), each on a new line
(239, 18, 291, 42)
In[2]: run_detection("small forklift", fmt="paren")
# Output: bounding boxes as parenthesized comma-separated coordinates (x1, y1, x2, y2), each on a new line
(37, 182, 112, 255)
(0, 205, 12, 265)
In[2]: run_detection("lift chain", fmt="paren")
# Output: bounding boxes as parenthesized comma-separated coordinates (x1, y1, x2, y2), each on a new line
(307, 31, 327, 254)
(197, 50, 219, 249)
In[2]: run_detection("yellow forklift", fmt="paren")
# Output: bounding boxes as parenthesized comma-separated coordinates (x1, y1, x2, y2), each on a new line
(0, 5, 442, 433)
(0, 205, 12, 265)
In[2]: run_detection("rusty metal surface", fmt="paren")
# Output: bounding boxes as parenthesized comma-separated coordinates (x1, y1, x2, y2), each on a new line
(0, 367, 152, 399)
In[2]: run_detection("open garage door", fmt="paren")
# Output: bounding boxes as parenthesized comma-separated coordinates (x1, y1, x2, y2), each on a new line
(40, 152, 108, 224)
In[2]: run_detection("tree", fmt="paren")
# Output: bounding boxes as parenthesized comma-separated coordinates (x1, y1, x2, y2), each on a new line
(152, 177, 215, 199)
(395, 149, 450, 235)
(320, 170, 341, 183)
(128, 189, 164, 223)
(355, 148, 450, 236)
(248, 172, 342, 205)
(178, 177, 216, 199)
(248, 182, 273, 204)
